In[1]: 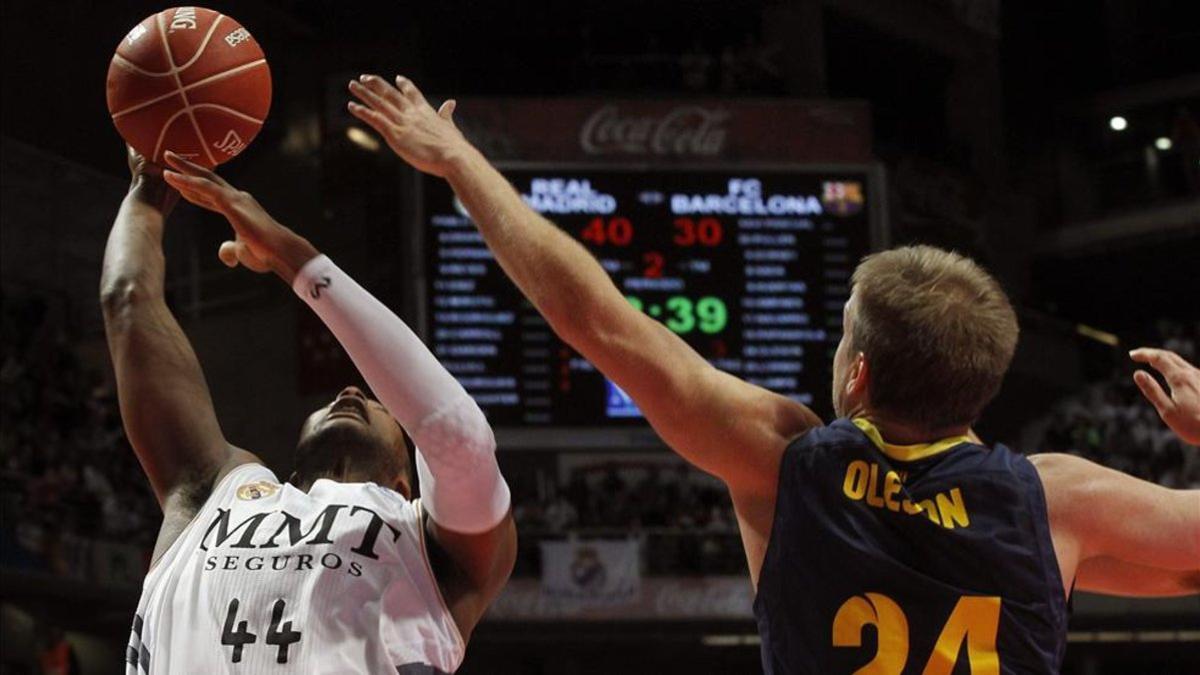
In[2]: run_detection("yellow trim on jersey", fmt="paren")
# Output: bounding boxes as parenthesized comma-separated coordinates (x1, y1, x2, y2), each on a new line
(852, 418, 970, 462)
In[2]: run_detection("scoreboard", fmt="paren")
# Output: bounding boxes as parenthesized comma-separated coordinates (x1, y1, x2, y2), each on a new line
(419, 165, 882, 439)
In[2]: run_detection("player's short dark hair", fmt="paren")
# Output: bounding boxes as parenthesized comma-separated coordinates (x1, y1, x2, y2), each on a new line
(850, 246, 1018, 432)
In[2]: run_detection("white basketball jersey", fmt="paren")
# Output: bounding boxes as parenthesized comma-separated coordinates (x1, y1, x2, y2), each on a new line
(126, 463, 464, 674)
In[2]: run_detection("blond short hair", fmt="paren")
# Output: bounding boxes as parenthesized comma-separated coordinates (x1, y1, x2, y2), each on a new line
(849, 246, 1018, 432)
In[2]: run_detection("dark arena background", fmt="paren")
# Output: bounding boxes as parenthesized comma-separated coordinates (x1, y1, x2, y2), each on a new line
(2, 1, 1198, 673)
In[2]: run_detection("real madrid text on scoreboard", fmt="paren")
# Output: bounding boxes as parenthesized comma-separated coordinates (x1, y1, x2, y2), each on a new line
(420, 166, 878, 431)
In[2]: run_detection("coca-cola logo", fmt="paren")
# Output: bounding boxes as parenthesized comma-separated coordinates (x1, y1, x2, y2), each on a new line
(580, 105, 730, 157)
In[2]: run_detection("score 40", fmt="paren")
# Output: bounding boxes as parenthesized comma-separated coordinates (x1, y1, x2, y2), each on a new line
(626, 295, 728, 335)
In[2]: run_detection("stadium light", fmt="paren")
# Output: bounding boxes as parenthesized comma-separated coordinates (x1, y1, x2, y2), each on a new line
(1108, 116, 1128, 131)
(1076, 323, 1119, 347)
(346, 126, 381, 152)
(1155, 137, 1173, 151)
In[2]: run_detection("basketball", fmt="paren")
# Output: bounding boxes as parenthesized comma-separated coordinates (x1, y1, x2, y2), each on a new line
(106, 7, 271, 168)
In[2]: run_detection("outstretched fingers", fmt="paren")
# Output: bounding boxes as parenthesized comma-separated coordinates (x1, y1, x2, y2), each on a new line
(347, 101, 391, 136)
(162, 171, 220, 211)
(1130, 346, 1200, 445)
(1130, 347, 1180, 373)
(359, 74, 410, 110)
(161, 151, 242, 213)
(394, 75, 428, 106)
(163, 151, 228, 186)
(348, 78, 401, 120)
(1133, 369, 1175, 419)
(1130, 347, 1195, 390)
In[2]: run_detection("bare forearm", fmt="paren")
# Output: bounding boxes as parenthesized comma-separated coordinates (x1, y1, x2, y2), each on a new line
(1076, 556, 1200, 597)
(101, 179, 171, 306)
(444, 148, 623, 343)
(99, 175, 230, 501)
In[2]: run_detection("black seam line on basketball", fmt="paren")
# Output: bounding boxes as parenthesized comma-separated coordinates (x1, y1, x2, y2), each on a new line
(156, 12, 216, 166)
(111, 58, 267, 120)
(110, 13, 223, 79)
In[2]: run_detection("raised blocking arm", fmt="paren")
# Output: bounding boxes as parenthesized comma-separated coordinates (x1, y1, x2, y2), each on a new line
(346, 74, 820, 496)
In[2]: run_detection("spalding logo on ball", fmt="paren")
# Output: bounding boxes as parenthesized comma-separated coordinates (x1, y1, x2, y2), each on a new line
(106, 6, 271, 168)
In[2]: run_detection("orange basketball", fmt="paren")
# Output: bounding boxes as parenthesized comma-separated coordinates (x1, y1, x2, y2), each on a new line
(106, 7, 272, 168)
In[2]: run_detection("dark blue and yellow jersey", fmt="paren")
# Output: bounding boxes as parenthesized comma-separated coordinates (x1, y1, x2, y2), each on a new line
(753, 418, 1067, 674)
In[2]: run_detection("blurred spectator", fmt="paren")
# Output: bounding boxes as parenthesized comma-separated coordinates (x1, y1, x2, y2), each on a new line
(511, 459, 743, 577)
(679, 36, 714, 91)
(1172, 106, 1200, 194)
(576, 28, 783, 96)
(1, 291, 157, 582)
(1161, 319, 1196, 362)
(543, 490, 579, 532)
(36, 624, 80, 675)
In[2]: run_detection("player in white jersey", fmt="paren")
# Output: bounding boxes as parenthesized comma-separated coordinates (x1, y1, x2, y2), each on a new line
(101, 147, 516, 674)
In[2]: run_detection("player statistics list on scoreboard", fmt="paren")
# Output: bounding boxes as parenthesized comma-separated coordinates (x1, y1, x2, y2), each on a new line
(422, 168, 872, 426)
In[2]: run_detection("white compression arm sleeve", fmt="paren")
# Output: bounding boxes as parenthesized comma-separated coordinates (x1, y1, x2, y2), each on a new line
(293, 255, 510, 533)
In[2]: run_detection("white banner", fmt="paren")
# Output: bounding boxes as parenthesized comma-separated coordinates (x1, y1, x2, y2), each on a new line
(539, 540, 641, 608)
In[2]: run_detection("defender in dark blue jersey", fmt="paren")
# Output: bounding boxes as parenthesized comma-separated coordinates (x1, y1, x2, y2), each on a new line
(345, 79, 1200, 674)
(756, 419, 1067, 673)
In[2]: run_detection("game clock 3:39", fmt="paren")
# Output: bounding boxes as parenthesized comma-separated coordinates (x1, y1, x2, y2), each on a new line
(625, 295, 728, 335)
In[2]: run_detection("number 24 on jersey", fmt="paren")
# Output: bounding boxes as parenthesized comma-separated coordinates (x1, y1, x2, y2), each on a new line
(833, 593, 1001, 674)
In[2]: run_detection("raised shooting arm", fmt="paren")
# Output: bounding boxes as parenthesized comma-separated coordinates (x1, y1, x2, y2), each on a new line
(162, 152, 515, 638)
(100, 150, 254, 558)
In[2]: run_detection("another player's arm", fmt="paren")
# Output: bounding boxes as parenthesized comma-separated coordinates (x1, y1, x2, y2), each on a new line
(349, 75, 818, 583)
(162, 153, 516, 638)
(100, 150, 256, 558)
(347, 74, 820, 497)
(1070, 556, 1200, 598)
(1044, 347, 1200, 597)
(438, 164, 814, 492)
(1032, 453, 1200, 597)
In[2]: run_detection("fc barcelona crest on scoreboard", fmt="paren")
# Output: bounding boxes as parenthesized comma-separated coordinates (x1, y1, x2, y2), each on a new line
(821, 181, 865, 217)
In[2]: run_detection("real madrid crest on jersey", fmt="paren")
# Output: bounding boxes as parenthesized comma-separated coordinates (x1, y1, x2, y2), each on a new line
(237, 480, 279, 500)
